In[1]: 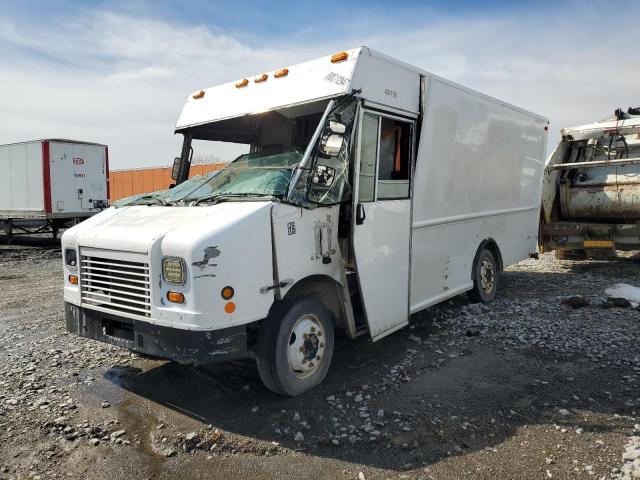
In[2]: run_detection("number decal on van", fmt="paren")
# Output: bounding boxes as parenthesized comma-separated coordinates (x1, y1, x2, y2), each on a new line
(287, 222, 296, 235)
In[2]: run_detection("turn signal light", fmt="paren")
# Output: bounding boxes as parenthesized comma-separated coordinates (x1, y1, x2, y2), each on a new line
(254, 74, 268, 83)
(274, 68, 289, 78)
(221, 286, 235, 300)
(331, 51, 348, 63)
(167, 291, 185, 304)
(224, 302, 236, 314)
(235, 79, 249, 88)
(69, 275, 78, 285)
(192, 90, 205, 99)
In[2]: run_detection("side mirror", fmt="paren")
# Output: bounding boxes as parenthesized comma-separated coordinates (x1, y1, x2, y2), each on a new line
(311, 165, 336, 188)
(171, 157, 181, 180)
(319, 121, 346, 157)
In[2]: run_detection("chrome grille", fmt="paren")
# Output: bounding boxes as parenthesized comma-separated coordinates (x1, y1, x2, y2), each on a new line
(80, 255, 151, 317)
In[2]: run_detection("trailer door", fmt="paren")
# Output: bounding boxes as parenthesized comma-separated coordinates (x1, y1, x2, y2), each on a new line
(352, 110, 413, 340)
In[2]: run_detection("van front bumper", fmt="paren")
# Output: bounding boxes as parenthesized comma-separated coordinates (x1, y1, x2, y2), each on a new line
(65, 302, 248, 365)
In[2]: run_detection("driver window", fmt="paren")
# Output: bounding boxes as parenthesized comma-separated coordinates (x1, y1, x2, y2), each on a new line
(357, 112, 412, 202)
(377, 117, 411, 199)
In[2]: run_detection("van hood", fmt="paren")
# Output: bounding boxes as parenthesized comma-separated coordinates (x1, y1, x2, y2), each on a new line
(67, 202, 272, 253)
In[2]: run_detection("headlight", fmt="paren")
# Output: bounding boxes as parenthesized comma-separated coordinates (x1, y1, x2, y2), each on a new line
(162, 257, 186, 285)
(65, 249, 77, 267)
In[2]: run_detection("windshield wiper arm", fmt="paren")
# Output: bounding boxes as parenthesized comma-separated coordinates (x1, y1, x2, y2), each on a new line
(193, 192, 275, 206)
(130, 195, 170, 206)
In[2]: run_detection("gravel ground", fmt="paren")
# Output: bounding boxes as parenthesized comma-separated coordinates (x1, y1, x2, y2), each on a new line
(0, 238, 639, 480)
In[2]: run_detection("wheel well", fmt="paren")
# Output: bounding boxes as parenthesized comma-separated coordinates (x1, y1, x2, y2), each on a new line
(473, 239, 504, 274)
(281, 275, 346, 331)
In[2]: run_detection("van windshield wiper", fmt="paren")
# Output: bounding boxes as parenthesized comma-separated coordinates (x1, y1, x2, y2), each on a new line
(129, 195, 170, 206)
(193, 192, 276, 206)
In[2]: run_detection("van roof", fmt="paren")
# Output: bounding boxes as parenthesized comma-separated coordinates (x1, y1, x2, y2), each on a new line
(175, 46, 547, 131)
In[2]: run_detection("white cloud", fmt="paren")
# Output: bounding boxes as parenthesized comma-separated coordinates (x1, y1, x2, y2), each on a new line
(0, 5, 638, 169)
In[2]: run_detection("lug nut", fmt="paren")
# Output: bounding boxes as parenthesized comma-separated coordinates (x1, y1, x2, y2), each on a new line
(310, 327, 316, 333)
(299, 347, 304, 352)
(309, 362, 314, 368)
(317, 331, 323, 337)
(320, 343, 325, 348)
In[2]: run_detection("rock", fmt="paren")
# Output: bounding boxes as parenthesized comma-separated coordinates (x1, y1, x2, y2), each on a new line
(354, 394, 363, 403)
(545, 457, 553, 464)
(251, 406, 258, 413)
(294, 431, 304, 442)
(601, 297, 632, 308)
(185, 432, 199, 442)
(358, 472, 366, 480)
(293, 412, 301, 421)
(326, 396, 336, 402)
(377, 409, 384, 418)
(163, 447, 177, 458)
(110, 430, 126, 441)
(563, 296, 589, 308)
(408, 334, 422, 344)
(89, 438, 100, 446)
(558, 409, 570, 416)
(331, 439, 340, 445)
(101, 401, 110, 408)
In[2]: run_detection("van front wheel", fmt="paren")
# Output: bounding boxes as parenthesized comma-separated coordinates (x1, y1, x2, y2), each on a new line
(256, 298, 334, 397)
(468, 248, 499, 303)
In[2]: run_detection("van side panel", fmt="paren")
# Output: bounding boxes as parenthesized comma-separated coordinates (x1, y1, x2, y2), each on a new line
(409, 77, 547, 313)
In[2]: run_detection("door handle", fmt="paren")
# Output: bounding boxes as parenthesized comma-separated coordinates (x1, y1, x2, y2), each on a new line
(356, 203, 366, 225)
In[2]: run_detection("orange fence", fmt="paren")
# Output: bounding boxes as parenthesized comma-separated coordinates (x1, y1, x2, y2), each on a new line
(109, 164, 227, 201)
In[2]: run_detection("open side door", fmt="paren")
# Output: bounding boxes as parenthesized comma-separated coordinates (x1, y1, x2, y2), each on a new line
(352, 108, 414, 340)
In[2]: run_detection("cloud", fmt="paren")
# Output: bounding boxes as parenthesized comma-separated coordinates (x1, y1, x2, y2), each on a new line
(0, 3, 639, 169)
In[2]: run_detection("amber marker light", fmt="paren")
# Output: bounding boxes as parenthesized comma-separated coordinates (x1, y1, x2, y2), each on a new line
(224, 302, 236, 314)
(254, 73, 268, 83)
(274, 68, 289, 78)
(167, 291, 185, 304)
(235, 79, 249, 88)
(68, 275, 78, 285)
(192, 90, 205, 99)
(221, 286, 235, 300)
(331, 51, 348, 63)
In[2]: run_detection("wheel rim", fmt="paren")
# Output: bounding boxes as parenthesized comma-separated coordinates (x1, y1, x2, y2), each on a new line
(479, 256, 495, 294)
(287, 314, 326, 379)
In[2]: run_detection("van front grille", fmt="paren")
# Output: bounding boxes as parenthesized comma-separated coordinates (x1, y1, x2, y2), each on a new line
(80, 255, 151, 317)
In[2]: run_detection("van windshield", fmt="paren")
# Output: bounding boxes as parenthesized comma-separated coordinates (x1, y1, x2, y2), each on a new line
(177, 149, 303, 203)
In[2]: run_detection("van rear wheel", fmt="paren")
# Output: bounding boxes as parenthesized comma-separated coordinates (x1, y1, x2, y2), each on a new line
(256, 298, 334, 397)
(468, 248, 499, 303)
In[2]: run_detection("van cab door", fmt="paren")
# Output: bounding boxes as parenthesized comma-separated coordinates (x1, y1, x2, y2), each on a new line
(352, 109, 414, 340)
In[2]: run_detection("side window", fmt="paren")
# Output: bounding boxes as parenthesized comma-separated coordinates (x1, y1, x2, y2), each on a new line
(377, 117, 411, 199)
(357, 112, 379, 202)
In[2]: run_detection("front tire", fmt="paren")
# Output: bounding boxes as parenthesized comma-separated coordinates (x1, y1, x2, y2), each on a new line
(256, 298, 334, 397)
(468, 248, 499, 303)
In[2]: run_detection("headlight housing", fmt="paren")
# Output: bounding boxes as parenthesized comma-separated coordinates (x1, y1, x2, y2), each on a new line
(162, 257, 186, 285)
(65, 249, 77, 267)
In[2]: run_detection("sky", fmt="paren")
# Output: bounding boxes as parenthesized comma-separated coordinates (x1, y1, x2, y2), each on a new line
(1, 0, 639, 169)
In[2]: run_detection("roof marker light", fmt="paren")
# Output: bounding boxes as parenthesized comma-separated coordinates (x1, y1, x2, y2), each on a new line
(274, 68, 289, 78)
(192, 90, 205, 99)
(331, 51, 348, 63)
(254, 74, 268, 83)
(235, 79, 249, 88)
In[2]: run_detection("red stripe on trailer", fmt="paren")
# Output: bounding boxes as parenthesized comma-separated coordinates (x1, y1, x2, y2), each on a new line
(105, 146, 111, 201)
(41, 140, 52, 213)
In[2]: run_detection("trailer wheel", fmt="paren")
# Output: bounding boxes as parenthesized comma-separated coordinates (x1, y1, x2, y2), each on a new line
(468, 248, 499, 303)
(256, 298, 334, 397)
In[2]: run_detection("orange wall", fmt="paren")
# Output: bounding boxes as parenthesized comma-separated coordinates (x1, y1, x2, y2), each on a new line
(109, 164, 227, 201)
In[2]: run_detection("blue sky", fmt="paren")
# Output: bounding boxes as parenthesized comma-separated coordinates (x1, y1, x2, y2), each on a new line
(1, 0, 638, 168)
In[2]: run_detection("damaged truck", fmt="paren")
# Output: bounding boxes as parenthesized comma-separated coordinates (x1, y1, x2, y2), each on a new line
(62, 47, 548, 396)
(541, 108, 640, 258)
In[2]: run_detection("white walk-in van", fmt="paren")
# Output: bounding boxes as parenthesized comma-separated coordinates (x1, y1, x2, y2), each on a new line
(63, 47, 548, 395)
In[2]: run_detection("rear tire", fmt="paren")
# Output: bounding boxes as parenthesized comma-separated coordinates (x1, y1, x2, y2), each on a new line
(256, 298, 334, 397)
(468, 248, 499, 303)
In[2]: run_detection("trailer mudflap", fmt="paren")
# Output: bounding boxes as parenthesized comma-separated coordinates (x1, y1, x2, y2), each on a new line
(65, 302, 248, 365)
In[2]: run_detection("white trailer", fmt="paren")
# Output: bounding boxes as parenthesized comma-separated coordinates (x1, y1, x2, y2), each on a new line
(62, 47, 547, 395)
(0, 139, 109, 239)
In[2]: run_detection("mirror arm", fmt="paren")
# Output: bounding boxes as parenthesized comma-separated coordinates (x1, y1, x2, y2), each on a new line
(286, 100, 335, 202)
(175, 131, 193, 185)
